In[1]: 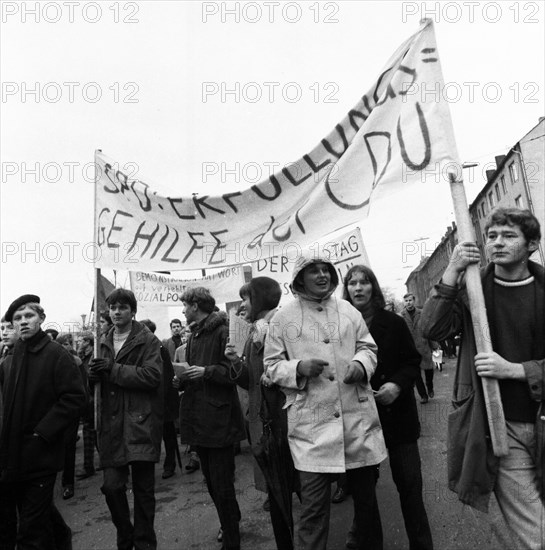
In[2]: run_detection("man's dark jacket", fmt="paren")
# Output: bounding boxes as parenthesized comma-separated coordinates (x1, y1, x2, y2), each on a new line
(97, 321, 163, 467)
(180, 311, 245, 448)
(0, 330, 86, 481)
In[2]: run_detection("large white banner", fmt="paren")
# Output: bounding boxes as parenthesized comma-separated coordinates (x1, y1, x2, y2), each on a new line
(129, 266, 245, 305)
(94, 19, 458, 272)
(252, 227, 369, 305)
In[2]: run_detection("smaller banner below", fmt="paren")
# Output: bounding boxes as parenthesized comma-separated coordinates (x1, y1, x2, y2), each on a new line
(251, 227, 369, 305)
(129, 266, 245, 306)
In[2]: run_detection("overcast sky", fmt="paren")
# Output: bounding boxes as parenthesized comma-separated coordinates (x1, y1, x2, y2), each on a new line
(1, 1, 544, 337)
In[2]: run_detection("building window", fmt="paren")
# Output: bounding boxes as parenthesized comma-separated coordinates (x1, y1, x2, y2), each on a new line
(501, 175, 507, 194)
(515, 195, 523, 208)
(488, 191, 494, 209)
(481, 202, 487, 217)
(509, 162, 519, 183)
(495, 183, 501, 201)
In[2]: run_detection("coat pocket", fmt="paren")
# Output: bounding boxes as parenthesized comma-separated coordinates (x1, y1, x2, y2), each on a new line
(285, 397, 314, 446)
(127, 411, 152, 445)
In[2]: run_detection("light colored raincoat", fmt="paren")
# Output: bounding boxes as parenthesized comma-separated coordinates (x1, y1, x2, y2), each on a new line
(264, 252, 387, 473)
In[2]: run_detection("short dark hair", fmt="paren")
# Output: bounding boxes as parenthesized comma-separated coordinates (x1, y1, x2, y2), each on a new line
(44, 328, 59, 340)
(485, 207, 541, 244)
(140, 319, 156, 333)
(170, 318, 182, 328)
(81, 331, 94, 344)
(106, 288, 137, 313)
(342, 265, 386, 311)
(57, 333, 73, 346)
(180, 287, 215, 314)
(99, 311, 113, 326)
(403, 293, 415, 300)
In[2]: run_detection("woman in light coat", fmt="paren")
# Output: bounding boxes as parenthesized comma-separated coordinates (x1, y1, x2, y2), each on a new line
(264, 251, 387, 550)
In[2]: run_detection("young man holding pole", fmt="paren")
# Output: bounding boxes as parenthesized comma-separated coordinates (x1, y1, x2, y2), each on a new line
(90, 289, 163, 550)
(421, 207, 544, 549)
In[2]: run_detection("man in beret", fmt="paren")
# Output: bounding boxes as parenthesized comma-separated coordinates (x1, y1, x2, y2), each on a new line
(0, 295, 86, 549)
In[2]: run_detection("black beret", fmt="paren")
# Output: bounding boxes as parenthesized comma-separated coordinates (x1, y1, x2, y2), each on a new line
(5, 294, 40, 323)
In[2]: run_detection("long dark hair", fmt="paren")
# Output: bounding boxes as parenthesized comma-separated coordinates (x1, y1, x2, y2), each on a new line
(342, 265, 386, 311)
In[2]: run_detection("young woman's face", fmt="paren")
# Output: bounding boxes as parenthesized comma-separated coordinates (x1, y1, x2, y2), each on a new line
(241, 295, 252, 321)
(346, 271, 373, 310)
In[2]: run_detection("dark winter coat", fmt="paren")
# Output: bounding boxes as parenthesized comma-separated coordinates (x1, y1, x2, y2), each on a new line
(97, 321, 163, 467)
(180, 312, 245, 448)
(369, 309, 422, 448)
(0, 330, 86, 481)
(420, 261, 545, 511)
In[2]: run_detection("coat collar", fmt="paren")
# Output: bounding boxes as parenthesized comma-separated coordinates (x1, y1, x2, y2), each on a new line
(191, 311, 225, 336)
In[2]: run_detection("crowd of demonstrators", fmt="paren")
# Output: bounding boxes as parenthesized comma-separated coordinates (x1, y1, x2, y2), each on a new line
(0, 207, 543, 550)
(421, 207, 545, 549)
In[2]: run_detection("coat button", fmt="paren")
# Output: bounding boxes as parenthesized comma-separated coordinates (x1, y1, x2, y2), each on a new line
(110, 391, 115, 396)
(323, 338, 330, 344)
(333, 412, 340, 418)
(541, 416, 545, 421)
(328, 375, 335, 381)
(317, 307, 323, 312)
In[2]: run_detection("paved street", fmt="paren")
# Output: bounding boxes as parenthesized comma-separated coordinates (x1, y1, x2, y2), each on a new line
(58, 357, 511, 549)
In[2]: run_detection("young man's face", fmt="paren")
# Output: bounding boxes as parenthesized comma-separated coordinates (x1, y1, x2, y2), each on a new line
(302, 262, 331, 298)
(171, 322, 182, 336)
(80, 338, 92, 353)
(12, 306, 44, 341)
(404, 296, 415, 311)
(99, 317, 111, 335)
(182, 302, 198, 325)
(486, 223, 537, 267)
(1, 321, 18, 348)
(109, 302, 133, 332)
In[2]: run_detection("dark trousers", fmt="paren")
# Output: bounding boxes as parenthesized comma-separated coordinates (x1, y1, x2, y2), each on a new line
(196, 445, 241, 550)
(388, 442, 433, 550)
(101, 462, 157, 550)
(62, 419, 80, 487)
(82, 414, 96, 473)
(298, 467, 381, 550)
(162, 421, 177, 473)
(0, 474, 59, 550)
(415, 370, 434, 398)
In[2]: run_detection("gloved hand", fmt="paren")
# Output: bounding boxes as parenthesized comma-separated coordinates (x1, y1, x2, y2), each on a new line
(88, 358, 113, 381)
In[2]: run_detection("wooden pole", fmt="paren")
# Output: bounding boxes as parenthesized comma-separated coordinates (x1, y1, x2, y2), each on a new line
(93, 150, 102, 437)
(449, 172, 508, 456)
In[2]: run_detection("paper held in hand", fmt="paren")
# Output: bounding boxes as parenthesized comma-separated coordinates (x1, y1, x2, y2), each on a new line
(172, 362, 190, 378)
(229, 309, 252, 356)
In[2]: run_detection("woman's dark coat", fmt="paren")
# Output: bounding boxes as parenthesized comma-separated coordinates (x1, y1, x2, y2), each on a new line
(0, 330, 86, 481)
(369, 309, 422, 448)
(97, 321, 163, 467)
(180, 312, 245, 448)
